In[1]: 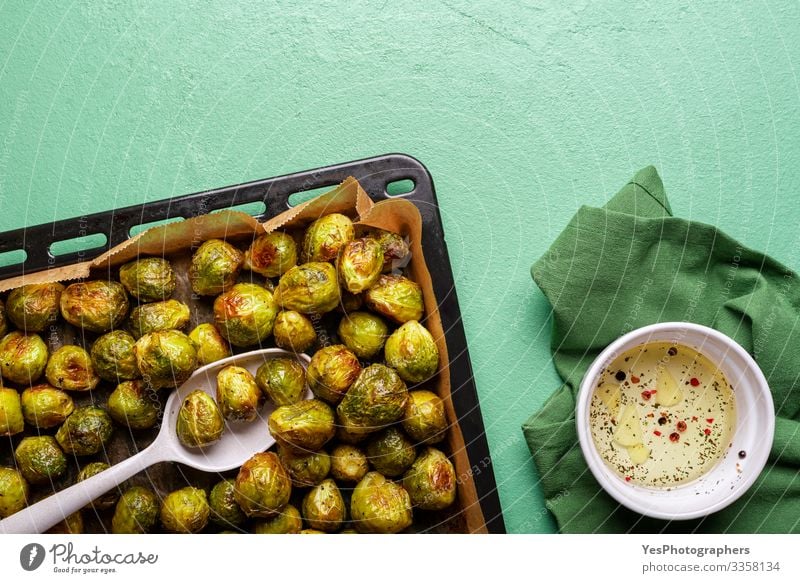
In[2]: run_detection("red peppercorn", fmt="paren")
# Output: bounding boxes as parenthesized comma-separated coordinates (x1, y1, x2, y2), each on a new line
(677, 421, 687, 432)
(653, 430, 662, 436)
(690, 377, 700, 386)
(631, 376, 640, 384)
(704, 428, 711, 436)
(641, 390, 652, 400)
(669, 432, 680, 442)
(625, 476, 631, 482)
(706, 418, 714, 424)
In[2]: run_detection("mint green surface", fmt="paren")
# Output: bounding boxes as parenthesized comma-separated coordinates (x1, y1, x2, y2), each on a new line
(1, 1, 799, 533)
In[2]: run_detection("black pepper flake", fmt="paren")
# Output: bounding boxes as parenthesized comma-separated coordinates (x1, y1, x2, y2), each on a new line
(615, 370, 626, 381)
(667, 347, 677, 356)
(658, 417, 667, 425)
(738, 450, 747, 459)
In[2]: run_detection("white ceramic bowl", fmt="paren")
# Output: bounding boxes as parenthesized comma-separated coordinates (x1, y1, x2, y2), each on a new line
(576, 322, 775, 520)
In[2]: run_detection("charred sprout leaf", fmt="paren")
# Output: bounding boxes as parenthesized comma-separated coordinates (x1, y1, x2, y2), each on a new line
(60, 280, 129, 333)
(0, 388, 24, 436)
(209, 479, 246, 528)
(20, 384, 74, 429)
(278, 446, 331, 487)
(129, 299, 191, 339)
(91, 331, 140, 382)
(336, 364, 409, 435)
(301, 213, 354, 262)
(0, 467, 28, 518)
(255, 357, 307, 407)
(366, 228, 410, 272)
(189, 239, 244, 296)
(0, 331, 48, 385)
(306, 345, 361, 404)
(251, 504, 302, 534)
(6, 282, 64, 332)
(364, 275, 424, 324)
(272, 311, 317, 353)
(351, 472, 412, 534)
(402, 447, 457, 510)
(274, 262, 341, 315)
(244, 232, 298, 277)
(234, 452, 292, 518)
(384, 320, 439, 384)
(160, 487, 210, 533)
(213, 283, 278, 347)
(77, 462, 118, 511)
(402, 390, 447, 444)
(55, 406, 114, 456)
(176, 390, 224, 448)
(337, 311, 389, 359)
(330, 444, 369, 483)
(107, 380, 160, 430)
(47, 511, 84, 534)
(14, 435, 67, 485)
(216, 365, 262, 422)
(111, 486, 159, 534)
(337, 238, 383, 294)
(268, 399, 336, 452)
(188, 323, 231, 366)
(45, 345, 100, 392)
(365, 427, 417, 477)
(302, 478, 345, 532)
(119, 257, 177, 302)
(134, 330, 197, 389)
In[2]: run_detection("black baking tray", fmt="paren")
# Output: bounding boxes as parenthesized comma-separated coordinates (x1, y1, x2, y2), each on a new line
(0, 153, 505, 533)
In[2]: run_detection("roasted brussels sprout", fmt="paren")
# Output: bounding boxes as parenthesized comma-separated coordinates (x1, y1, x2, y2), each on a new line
(402, 390, 447, 444)
(337, 311, 389, 359)
(306, 345, 361, 404)
(45, 345, 100, 391)
(252, 504, 302, 534)
(91, 330, 140, 382)
(213, 283, 278, 347)
(301, 213, 354, 262)
(278, 446, 331, 487)
(14, 436, 67, 485)
(20, 384, 74, 429)
(255, 357, 306, 406)
(351, 472, 412, 534)
(300, 528, 325, 534)
(402, 447, 457, 510)
(107, 380, 159, 430)
(0, 387, 24, 436)
(176, 390, 224, 448)
(366, 228, 410, 272)
(0, 467, 28, 518)
(268, 399, 336, 452)
(47, 511, 84, 534)
(160, 487, 210, 533)
(330, 444, 369, 483)
(55, 406, 114, 456)
(234, 452, 292, 518)
(188, 323, 231, 365)
(337, 238, 383, 294)
(274, 263, 341, 314)
(6, 282, 64, 332)
(60, 280, 129, 333)
(336, 364, 409, 435)
(189, 239, 243, 296)
(364, 275, 424, 324)
(119, 257, 177, 302)
(384, 321, 439, 384)
(244, 232, 298, 277)
(0, 331, 48, 385)
(209, 479, 246, 528)
(111, 486, 159, 534)
(365, 427, 417, 477)
(338, 290, 363, 313)
(272, 311, 317, 353)
(134, 330, 198, 389)
(302, 479, 345, 532)
(129, 299, 191, 338)
(77, 462, 118, 511)
(216, 365, 262, 422)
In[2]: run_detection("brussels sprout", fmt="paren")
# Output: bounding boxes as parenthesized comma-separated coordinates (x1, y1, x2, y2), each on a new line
(330, 444, 369, 483)
(274, 263, 341, 315)
(91, 331, 140, 382)
(6, 282, 64, 332)
(129, 299, 191, 339)
(14, 436, 67, 485)
(77, 462, 118, 511)
(336, 364, 409, 435)
(119, 257, 177, 302)
(305, 345, 360, 405)
(176, 390, 224, 448)
(216, 366, 262, 422)
(45, 345, 100, 391)
(336, 238, 383, 294)
(47, 511, 84, 534)
(364, 275, 424, 324)
(160, 487, 210, 533)
(384, 321, 439, 384)
(0, 387, 24, 436)
(273, 311, 317, 353)
(302, 479, 345, 532)
(209, 479, 246, 528)
(0, 467, 28, 518)
(0, 299, 6, 338)
(234, 452, 292, 518)
(0, 331, 48, 385)
(268, 399, 335, 452)
(107, 380, 160, 430)
(20, 384, 74, 429)
(278, 446, 331, 487)
(189, 239, 244, 296)
(338, 290, 363, 313)
(56, 406, 114, 456)
(365, 427, 417, 477)
(402, 447, 457, 510)
(337, 312, 389, 359)
(134, 330, 198, 389)
(60, 280, 130, 333)
(213, 283, 278, 347)
(255, 357, 307, 406)
(366, 228, 410, 272)
(402, 390, 448, 444)
(252, 504, 302, 534)
(351, 472, 412, 534)
(188, 323, 231, 365)
(111, 486, 159, 534)
(244, 232, 298, 277)
(301, 213, 354, 262)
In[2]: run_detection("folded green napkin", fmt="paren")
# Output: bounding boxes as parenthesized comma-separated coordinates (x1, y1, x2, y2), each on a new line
(522, 167, 800, 533)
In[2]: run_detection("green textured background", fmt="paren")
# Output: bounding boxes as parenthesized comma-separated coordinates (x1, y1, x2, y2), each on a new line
(1, 1, 799, 533)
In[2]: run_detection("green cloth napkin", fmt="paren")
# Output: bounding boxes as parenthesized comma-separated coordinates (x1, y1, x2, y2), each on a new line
(522, 166, 800, 533)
